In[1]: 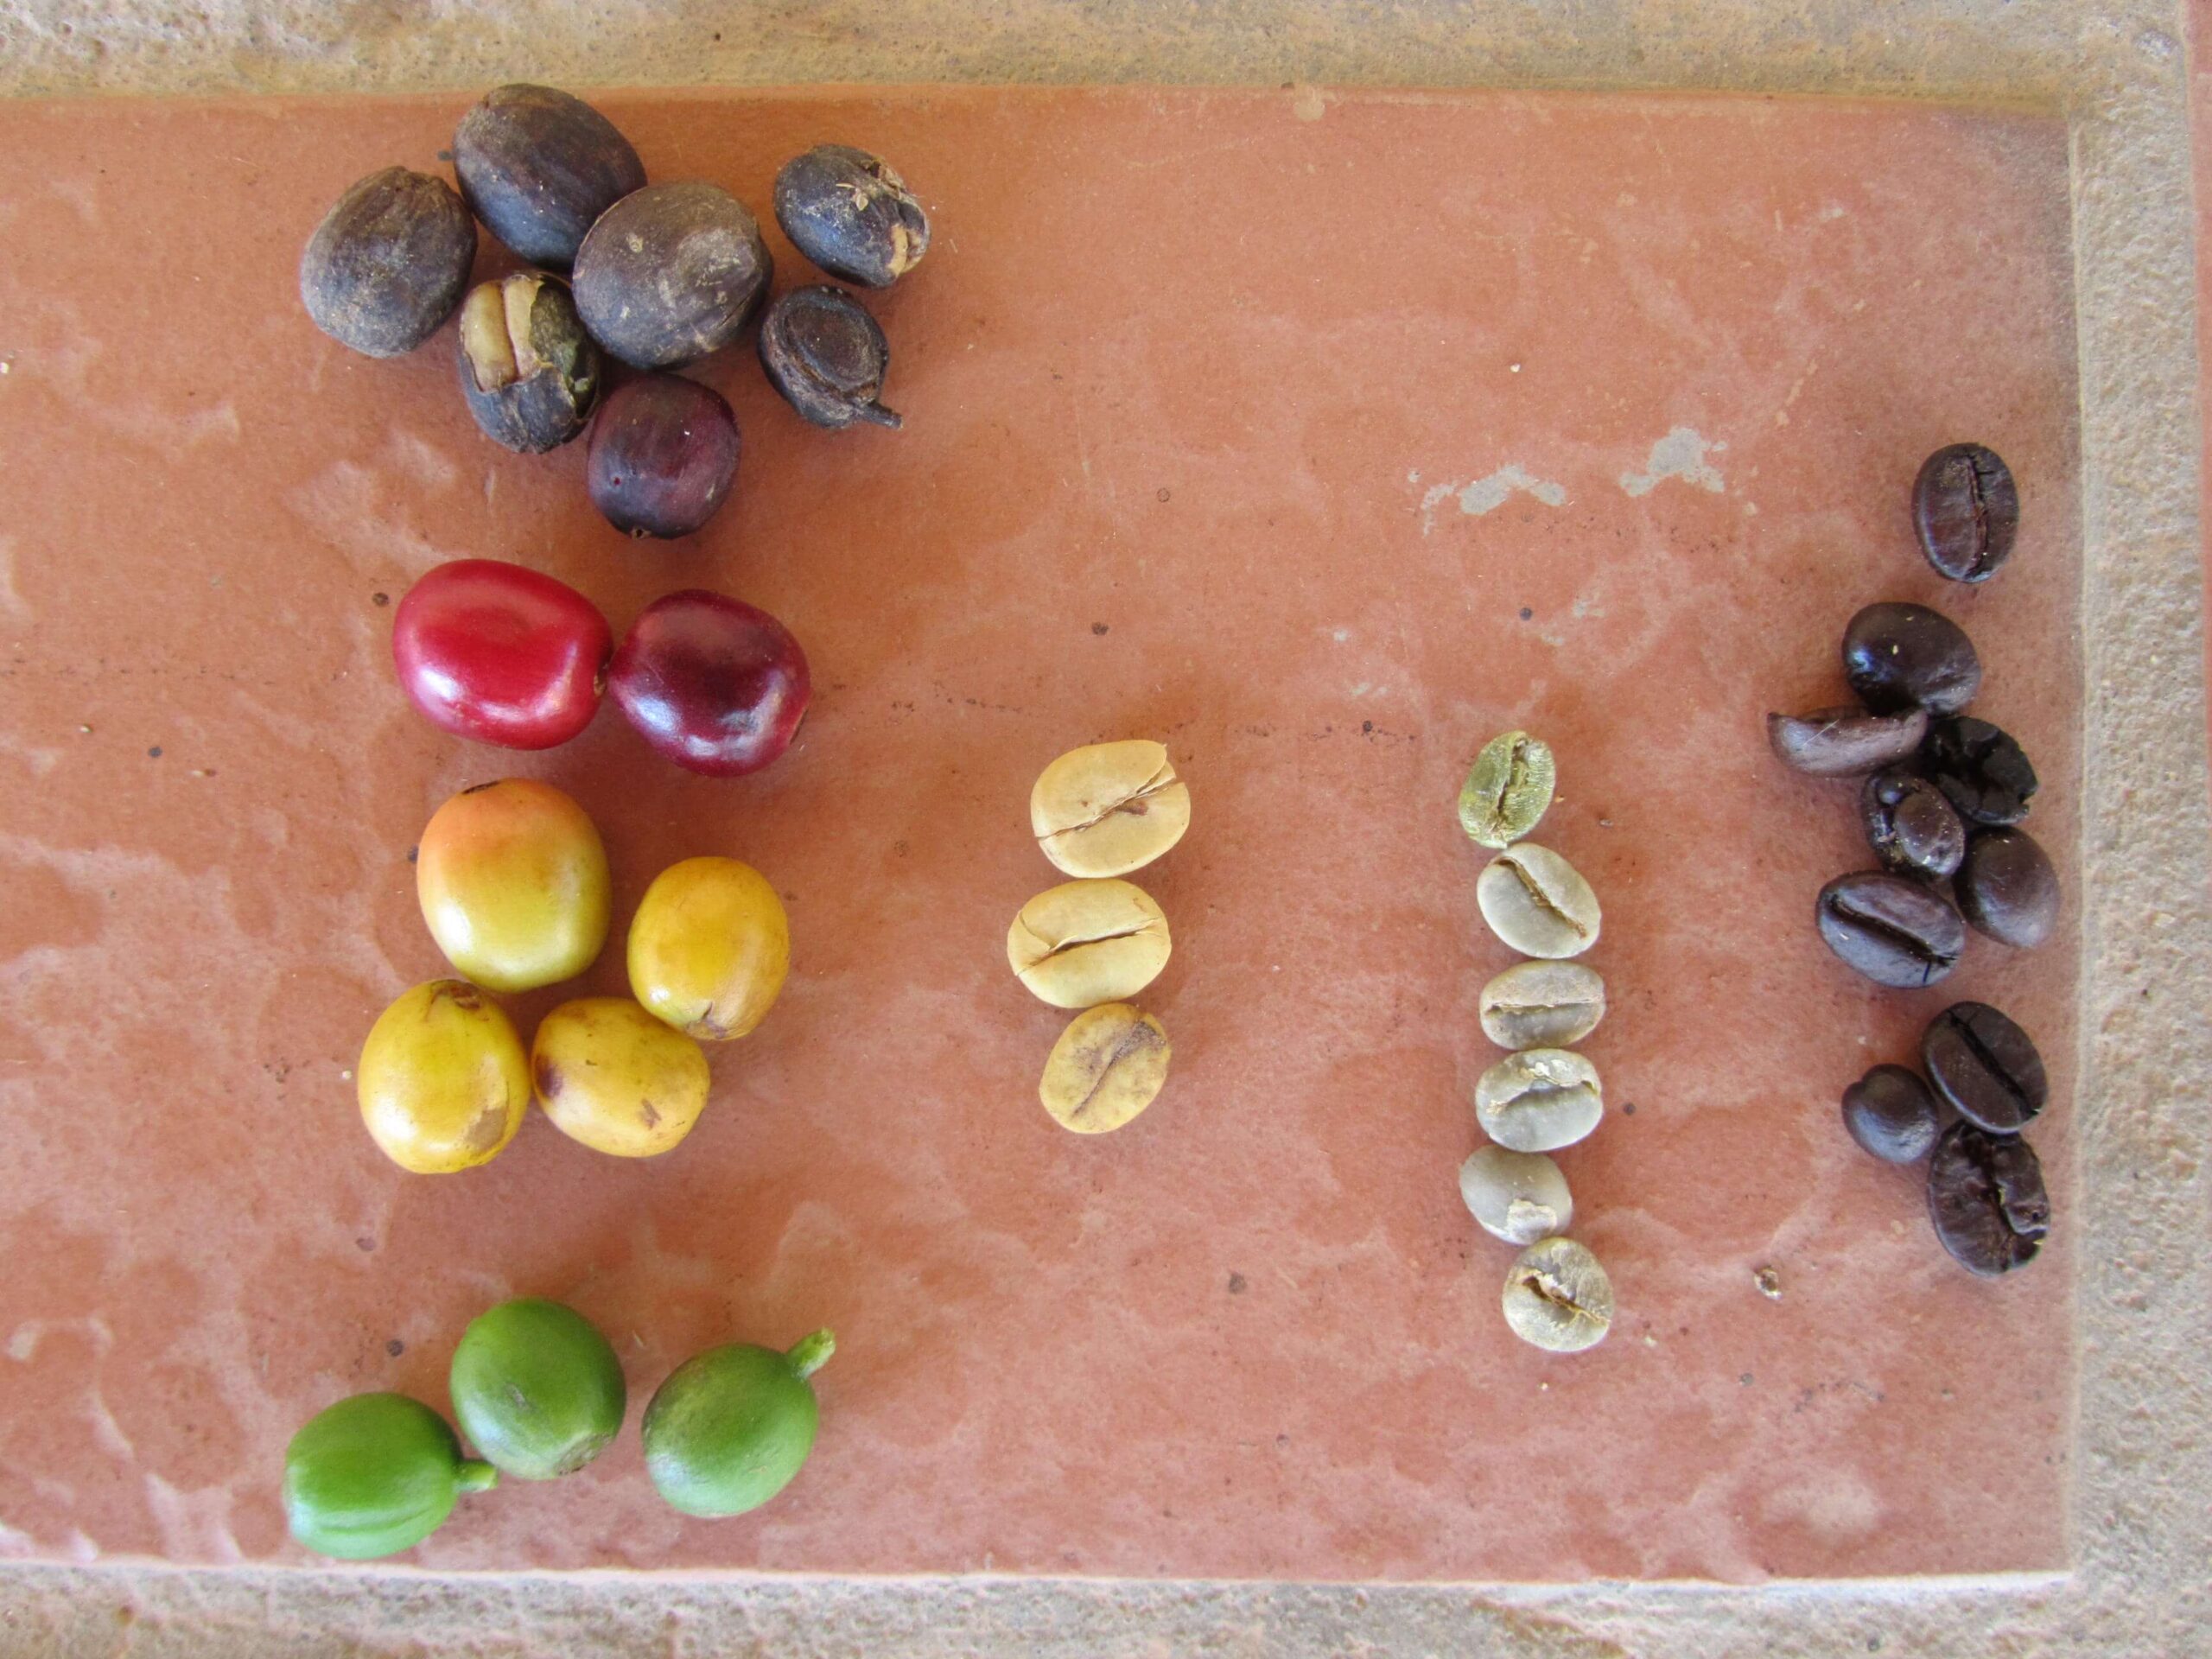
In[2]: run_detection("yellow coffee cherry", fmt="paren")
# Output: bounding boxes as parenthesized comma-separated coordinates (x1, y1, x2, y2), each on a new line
(532, 997, 712, 1158)
(358, 980, 531, 1174)
(416, 779, 611, 993)
(627, 856, 791, 1040)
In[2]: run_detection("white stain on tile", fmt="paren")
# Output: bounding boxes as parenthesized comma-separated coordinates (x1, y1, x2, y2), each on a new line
(1420, 464, 1568, 532)
(1620, 426, 1727, 497)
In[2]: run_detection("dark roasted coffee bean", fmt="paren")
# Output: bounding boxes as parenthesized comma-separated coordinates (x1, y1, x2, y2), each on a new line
(1923, 716, 2038, 825)
(1914, 443, 2019, 583)
(1927, 1122, 2048, 1275)
(1767, 706, 1929, 777)
(1815, 871, 1966, 988)
(1859, 767, 1967, 878)
(1923, 1002, 2047, 1133)
(1956, 828, 2059, 949)
(1841, 602, 1982, 715)
(1841, 1064, 1942, 1163)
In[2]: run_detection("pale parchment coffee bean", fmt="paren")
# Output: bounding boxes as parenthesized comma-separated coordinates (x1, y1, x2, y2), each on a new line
(1474, 1048, 1604, 1153)
(1032, 740, 1191, 877)
(1502, 1236, 1614, 1353)
(1478, 960, 1606, 1051)
(1476, 843, 1602, 959)
(1459, 730, 1555, 849)
(1007, 880, 1171, 1008)
(1039, 1003, 1170, 1134)
(1459, 1146, 1573, 1245)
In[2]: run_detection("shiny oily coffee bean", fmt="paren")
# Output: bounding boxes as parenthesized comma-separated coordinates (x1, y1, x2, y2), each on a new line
(1859, 767, 1966, 880)
(1039, 1003, 1170, 1135)
(1031, 740, 1190, 878)
(1459, 1146, 1573, 1246)
(1476, 843, 1601, 960)
(1840, 1064, 1942, 1164)
(1914, 442, 2020, 583)
(1478, 960, 1605, 1051)
(1458, 730, 1555, 849)
(1007, 880, 1171, 1009)
(1922, 1001, 2047, 1134)
(1841, 602, 1982, 716)
(1922, 716, 2037, 827)
(1957, 827, 2059, 949)
(1815, 871, 1966, 988)
(1502, 1236, 1613, 1353)
(1927, 1122, 2049, 1276)
(1767, 705, 1929, 777)
(1475, 1049, 1604, 1154)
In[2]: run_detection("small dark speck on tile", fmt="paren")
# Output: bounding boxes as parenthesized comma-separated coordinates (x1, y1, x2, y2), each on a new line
(1622, 1102, 1637, 1116)
(386, 1338, 404, 1357)
(1739, 1373, 1754, 1385)
(436, 149, 454, 162)
(147, 746, 162, 759)
(1519, 607, 1534, 621)
(1228, 1273, 1248, 1294)
(1361, 721, 1374, 734)
(372, 592, 390, 607)
(1091, 622, 1109, 636)
(406, 846, 418, 864)
(355, 1236, 375, 1252)
(1275, 1432, 1290, 1447)
(1157, 488, 1171, 502)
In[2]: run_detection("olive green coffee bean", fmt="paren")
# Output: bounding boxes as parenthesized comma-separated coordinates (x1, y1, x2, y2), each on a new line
(1459, 730, 1555, 849)
(1459, 1146, 1573, 1246)
(1474, 1048, 1604, 1152)
(1502, 1236, 1614, 1353)
(1007, 879, 1171, 1008)
(1478, 960, 1605, 1051)
(1031, 740, 1191, 877)
(1475, 842, 1601, 959)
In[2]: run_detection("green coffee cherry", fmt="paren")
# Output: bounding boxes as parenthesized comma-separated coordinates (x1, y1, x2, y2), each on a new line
(642, 1330, 834, 1518)
(283, 1393, 495, 1560)
(449, 1298, 627, 1480)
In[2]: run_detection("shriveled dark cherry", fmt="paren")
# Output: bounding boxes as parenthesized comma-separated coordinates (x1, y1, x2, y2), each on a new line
(608, 591, 810, 777)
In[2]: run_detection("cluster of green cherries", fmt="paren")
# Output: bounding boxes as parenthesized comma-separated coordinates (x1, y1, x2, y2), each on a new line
(283, 1300, 835, 1559)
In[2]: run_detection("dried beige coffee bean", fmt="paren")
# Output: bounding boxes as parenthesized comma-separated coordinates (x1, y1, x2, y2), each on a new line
(1459, 730, 1555, 849)
(1031, 740, 1191, 877)
(1474, 1048, 1603, 1152)
(1039, 1003, 1171, 1134)
(1459, 1146, 1573, 1245)
(1502, 1236, 1613, 1353)
(1478, 961, 1606, 1051)
(1007, 880, 1171, 1008)
(1476, 842, 1601, 959)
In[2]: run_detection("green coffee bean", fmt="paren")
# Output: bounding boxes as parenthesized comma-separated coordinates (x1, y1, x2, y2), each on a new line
(1459, 730, 1555, 849)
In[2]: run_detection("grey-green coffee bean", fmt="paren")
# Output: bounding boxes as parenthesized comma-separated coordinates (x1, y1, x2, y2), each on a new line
(1478, 960, 1605, 1050)
(1502, 1236, 1614, 1353)
(1476, 842, 1601, 959)
(1459, 1146, 1573, 1245)
(1474, 1048, 1603, 1152)
(1459, 730, 1555, 849)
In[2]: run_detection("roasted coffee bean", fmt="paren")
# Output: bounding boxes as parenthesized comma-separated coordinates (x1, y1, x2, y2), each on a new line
(1922, 1001, 2046, 1134)
(1923, 716, 2037, 826)
(1475, 844, 1602, 959)
(1815, 871, 1965, 988)
(1859, 767, 1967, 879)
(1841, 601, 1982, 716)
(1956, 828, 2059, 949)
(1840, 1064, 1942, 1163)
(300, 168, 478, 358)
(1927, 1122, 2048, 1275)
(454, 85, 647, 270)
(1478, 961, 1605, 1051)
(1914, 442, 2019, 583)
(1767, 706, 1929, 777)
(1501, 1237, 1613, 1352)
(1458, 730, 1555, 849)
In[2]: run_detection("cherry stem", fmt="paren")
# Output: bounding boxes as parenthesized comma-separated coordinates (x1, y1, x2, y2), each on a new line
(786, 1329, 836, 1381)
(455, 1459, 499, 1495)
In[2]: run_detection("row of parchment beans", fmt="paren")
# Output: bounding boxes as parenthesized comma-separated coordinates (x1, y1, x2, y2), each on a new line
(1457, 733, 1617, 1353)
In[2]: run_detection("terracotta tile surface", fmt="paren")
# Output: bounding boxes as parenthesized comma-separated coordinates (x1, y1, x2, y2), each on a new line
(0, 89, 2079, 1581)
